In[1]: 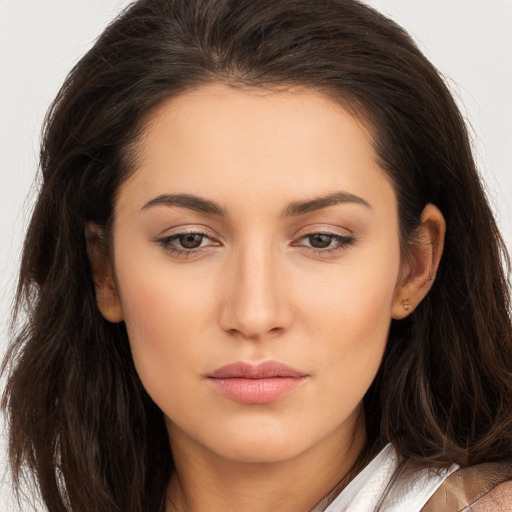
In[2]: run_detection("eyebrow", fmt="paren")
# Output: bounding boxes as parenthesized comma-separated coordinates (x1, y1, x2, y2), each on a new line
(141, 194, 227, 216)
(141, 191, 371, 217)
(281, 192, 372, 217)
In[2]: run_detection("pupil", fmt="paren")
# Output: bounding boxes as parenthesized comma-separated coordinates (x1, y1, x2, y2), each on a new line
(180, 234, 202, 249)
(310, 234, 332, 248)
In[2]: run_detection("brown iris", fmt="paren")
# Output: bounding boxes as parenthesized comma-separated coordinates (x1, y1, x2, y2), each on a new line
(308, 234, 333, 249)
(178, 233, 204, 249)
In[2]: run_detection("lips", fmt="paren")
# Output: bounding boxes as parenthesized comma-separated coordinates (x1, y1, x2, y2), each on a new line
(208, 361, 308, 404)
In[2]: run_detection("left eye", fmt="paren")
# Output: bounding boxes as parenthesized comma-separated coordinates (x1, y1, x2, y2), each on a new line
(304, 233, 335, 248)
(299, 233, 353, 250)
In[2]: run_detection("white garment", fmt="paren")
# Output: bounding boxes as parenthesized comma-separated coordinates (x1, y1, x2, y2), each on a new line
(324, 444, 459, 512)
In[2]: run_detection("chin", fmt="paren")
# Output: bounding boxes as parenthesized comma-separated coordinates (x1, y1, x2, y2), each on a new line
(205, 415, 334, 465)
(213, 436, 307, 464)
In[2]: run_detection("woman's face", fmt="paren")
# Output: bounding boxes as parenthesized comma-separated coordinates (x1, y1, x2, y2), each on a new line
(105, 84, 406, 465)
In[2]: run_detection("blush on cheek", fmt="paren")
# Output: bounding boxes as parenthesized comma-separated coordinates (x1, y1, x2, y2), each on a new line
(120, 275, 206, 371)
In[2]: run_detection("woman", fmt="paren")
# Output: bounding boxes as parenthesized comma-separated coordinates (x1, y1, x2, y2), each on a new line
(2, 0, 512, 510)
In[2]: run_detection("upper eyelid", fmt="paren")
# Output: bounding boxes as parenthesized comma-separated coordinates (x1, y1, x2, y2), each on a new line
(154, 224, 218, 238)
(298, 229, 350, 236)
(292, 223, 354, 239)
(153, 224, 354, 244)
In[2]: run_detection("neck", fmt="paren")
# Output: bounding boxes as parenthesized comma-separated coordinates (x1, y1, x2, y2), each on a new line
(165, 411, 367, 512)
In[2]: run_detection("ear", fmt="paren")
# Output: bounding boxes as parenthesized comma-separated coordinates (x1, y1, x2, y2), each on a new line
(85, 223, 124, 323)
(392, 204, 446, 320)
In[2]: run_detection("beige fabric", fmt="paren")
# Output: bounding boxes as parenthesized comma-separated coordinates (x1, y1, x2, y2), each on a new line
(470, 481, 512, 512)
(421, 463, 512, 512)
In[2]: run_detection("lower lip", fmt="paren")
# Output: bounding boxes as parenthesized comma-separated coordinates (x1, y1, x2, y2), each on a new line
(208, 377, 306, 404)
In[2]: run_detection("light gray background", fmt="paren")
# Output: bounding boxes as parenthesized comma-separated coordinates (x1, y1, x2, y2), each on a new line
(1, 1, 511, 509)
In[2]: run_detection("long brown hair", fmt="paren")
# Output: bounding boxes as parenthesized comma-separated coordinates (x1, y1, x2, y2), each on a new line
(3, 0, 511, 510)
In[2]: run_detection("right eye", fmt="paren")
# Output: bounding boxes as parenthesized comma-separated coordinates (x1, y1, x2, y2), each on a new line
(174, 233, 208, 249)
(156, 232, 218, 255)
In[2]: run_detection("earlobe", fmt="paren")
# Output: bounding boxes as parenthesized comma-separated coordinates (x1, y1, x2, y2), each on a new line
(392, 204, 446, 320)
(95, 276, 124, 324)
(85, 223, 124, 323)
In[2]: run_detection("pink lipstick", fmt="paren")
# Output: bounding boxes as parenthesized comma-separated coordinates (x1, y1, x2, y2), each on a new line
(208, 361, 308, 404)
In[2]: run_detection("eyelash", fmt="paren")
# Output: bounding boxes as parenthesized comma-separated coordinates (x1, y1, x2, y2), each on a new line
(155, 231, 356, 256)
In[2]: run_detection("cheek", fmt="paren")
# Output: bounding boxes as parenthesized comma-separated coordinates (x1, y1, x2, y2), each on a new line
(304, 249, 399, 330)
(298, 246, 401, 388)
(114, 255, 216, 387)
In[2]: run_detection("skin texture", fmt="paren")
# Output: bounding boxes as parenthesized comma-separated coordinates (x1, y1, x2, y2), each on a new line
(89, 85, 445, 512)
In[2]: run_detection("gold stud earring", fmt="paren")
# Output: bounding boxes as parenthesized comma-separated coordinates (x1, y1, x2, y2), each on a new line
(401, 299, 411, 311)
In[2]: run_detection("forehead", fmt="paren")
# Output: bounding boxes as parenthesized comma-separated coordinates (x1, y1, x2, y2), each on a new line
(118, 84, 395, 217)
(139, 84, 372, 157)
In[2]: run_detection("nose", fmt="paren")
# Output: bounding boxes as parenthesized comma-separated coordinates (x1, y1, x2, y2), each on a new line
(219, 243, 290, 340)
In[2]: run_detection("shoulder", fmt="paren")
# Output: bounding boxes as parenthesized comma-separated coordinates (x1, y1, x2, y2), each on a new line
(421, 462, 512, 512)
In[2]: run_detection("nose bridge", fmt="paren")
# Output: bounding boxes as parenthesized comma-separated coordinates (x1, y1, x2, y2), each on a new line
(220, 237, 286, 338)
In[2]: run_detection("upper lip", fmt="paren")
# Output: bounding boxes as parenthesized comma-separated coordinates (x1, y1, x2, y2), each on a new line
(209, 361, 307, 379)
